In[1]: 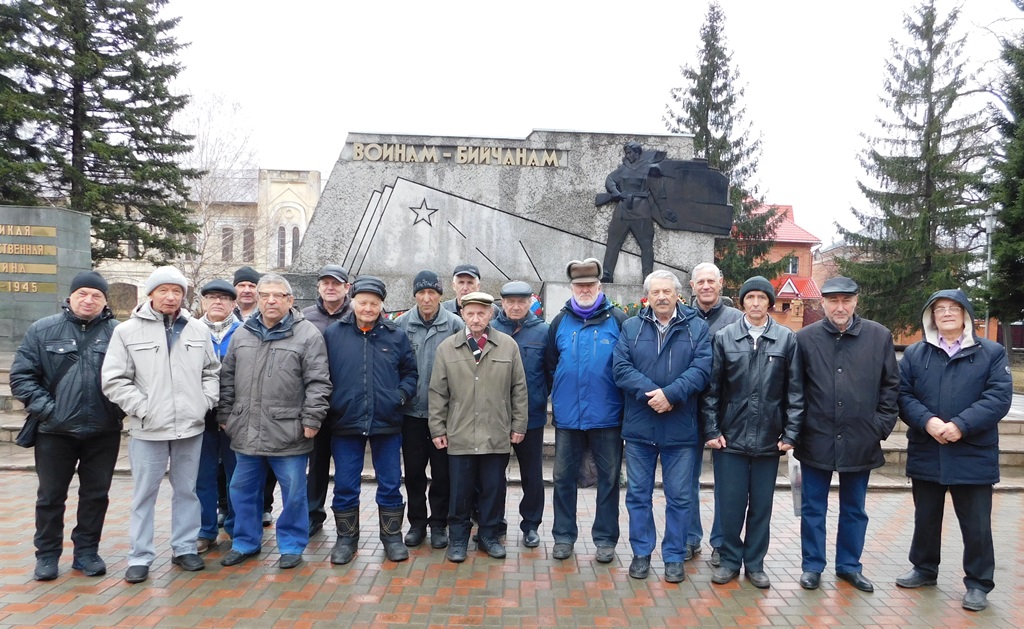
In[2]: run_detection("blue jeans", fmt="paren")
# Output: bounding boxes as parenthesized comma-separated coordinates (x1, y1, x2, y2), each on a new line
(800, 465, 870, 574)
(551, 426, 622, 547)
(687, 443, 723, 548)
(197, 424, 235, 540)
(331, 433, 403, 511)
(230, 453, 309, 555)
(624, 441, 693, 562)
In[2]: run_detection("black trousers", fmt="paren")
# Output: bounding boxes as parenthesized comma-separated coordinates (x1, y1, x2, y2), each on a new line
(264, 469, 277, 512)
(602, 216, 654, 281)
(449, 453, 509, 544)
(402, 416, 450, 529)
(512, 426, 545, 532)
(909, 478, 995, 592)
(306, 424, 333, 525)
(34, 431, 121, 558)
(713, 450, 780, 573)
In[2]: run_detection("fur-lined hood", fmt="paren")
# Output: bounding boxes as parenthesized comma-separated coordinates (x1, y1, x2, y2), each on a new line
(920, 289, 976, 349)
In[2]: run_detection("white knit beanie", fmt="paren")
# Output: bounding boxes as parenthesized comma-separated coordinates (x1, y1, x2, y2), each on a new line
(144, 266, 189, 296)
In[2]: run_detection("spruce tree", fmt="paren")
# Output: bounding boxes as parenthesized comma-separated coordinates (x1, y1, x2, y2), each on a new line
(0, 2, 44, 204)
(664, 0, 784, 293)
(2, 0, 199, 261)
(837, 0, 989, 335)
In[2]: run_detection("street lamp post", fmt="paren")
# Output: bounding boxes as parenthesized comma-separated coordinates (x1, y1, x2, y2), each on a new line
(984, 207, 996, 341)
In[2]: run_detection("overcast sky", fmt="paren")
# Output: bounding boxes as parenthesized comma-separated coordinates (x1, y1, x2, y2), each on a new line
(165, 0, 1021, 246)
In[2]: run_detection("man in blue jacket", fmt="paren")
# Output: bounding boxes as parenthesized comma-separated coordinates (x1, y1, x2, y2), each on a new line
(546, 258, 627, 563)
(612, 270, 711, 582)
(896, 289, 1013, 612)
(492, 280, 550, 548)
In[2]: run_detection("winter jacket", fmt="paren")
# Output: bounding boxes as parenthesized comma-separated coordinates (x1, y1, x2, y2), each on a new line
(301, 295, 351, 334)
(693, 299, 743, 336)
(218, 308, 331, 456)
(898, 289, 1013, 485)
(394, 306, 461, 418)
(11, 301, 124, 438)
(324, 312, 417, 437)
(102, 302, 220, 441)
(491, 310, 551, 430)
(795, 314, 899, 472)
(546, 296, 627, 430)
(429, 326, 529, 455)
(701, 316, 804, 456)
(613, 304, 712, 448)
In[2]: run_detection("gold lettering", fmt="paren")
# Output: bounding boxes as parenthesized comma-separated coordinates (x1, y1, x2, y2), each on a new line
(0, 244, 57, 255)
(420, 146, 439, 163)
(352, 143, 364, 160)
(457, 146, 469, 164)
(0, 281, 56, 293)
(542, 150, 559, 167)
(527, 150, 540, 167)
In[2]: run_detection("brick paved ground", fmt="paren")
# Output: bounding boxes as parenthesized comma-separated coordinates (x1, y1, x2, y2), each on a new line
(0, 471, 1021, 628)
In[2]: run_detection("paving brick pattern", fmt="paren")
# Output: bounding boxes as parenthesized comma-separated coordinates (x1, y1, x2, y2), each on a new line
(1, 471, 1022, 628)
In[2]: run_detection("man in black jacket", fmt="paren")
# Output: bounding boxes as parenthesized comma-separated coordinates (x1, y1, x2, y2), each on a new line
(794, 276, 899, 593)
(10, 271, 124, 581)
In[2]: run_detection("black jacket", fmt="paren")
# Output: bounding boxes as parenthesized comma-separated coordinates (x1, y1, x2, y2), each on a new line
(701, 317, 804, 456)
(795, 314, 899, 472)
(10, 301, 124, 438)
(301, 295, 351, 334)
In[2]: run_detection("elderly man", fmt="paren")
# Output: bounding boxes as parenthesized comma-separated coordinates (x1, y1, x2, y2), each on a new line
(613, 270, 711, 582)
(702, 277, 803, 589)
(795, 276, 899, 593)
(324, 276, 417, 565)
(491, 280, 550, 548)
(430, 291, 528, 563)
(302, 264, 352, 536)
(218, 273, 331, 570)
(11, 271, 124, 581)
(395, 270, 461, 549)
(546, 258, 627, 563)
(896, 290, 1013, 612)
(195, 279, 243, 554)
(102, 266, 220, 584)
(688, 262, 742, 566)
(441, 263, 481, 316)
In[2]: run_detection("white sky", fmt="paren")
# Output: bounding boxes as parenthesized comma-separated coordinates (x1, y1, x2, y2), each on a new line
(166, 0, 1021, 246)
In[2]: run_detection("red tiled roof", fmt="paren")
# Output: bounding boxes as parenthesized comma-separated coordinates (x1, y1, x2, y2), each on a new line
(772, 275, 822, 299)
(750, 204, 821, 245)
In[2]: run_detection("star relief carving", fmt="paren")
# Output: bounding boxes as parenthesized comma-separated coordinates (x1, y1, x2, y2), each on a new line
(409, 199, 439, 226)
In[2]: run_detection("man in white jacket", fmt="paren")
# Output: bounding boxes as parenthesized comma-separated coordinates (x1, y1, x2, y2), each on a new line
(102, 266, 220, 584)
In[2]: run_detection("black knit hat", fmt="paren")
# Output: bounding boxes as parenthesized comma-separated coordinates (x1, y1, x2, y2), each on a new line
(739, 275, 776, 308)
(70, 271, 109, 297)
(351, 276, 387, 300)
(233, 266, 261, 286)
(412, 270, 443, 296)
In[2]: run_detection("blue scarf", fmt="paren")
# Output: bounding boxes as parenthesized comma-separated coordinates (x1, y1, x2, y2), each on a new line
(570, 293, 605, 319)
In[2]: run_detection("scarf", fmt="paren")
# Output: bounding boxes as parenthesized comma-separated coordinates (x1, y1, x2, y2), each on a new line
(570, 293, 605, 319)
(202, 313, 239, 344)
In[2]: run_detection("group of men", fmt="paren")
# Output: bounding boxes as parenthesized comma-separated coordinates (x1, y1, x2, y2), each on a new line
(10, 257, 1011, 612)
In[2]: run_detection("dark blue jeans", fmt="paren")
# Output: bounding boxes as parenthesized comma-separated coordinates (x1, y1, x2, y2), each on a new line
(688, 444, 723, 548)
(331, 433, 403, 511)
(551, 426, 622, 547)
(197, 424, 235, 540)
(448, 453, 509, 544)
(512, 426, 545, 533)
(624, 440, 693, 562)
(800, 465, 870, 574)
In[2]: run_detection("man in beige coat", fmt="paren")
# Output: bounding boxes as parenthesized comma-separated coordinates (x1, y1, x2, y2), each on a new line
(429, 291, 528, 563)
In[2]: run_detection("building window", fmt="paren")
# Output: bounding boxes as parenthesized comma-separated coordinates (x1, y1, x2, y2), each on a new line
(243, 228, 255, 263)
(291, 226, 300, 265)
(183, 233, 197, 262)
(221, 227, 234, 262)
(786, 256, 799, 274)
(277, 226, 286, 268)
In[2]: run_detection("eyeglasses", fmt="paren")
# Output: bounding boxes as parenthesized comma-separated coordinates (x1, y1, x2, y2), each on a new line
(258, 292, 291, 300)
(203, 294, 233, 302)
(933, 305, 962, 315)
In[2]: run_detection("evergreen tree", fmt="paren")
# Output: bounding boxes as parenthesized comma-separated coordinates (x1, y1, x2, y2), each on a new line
(1, 0, 199, 261)
(664, 0, 784, 293)
(0, 2, 44, 204)
(837, 0, 989, 335)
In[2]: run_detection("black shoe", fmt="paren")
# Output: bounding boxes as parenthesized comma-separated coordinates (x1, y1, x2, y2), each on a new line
(262, 510, 273, 527)
(962, 588, 988, 612)
(278, 554, 302, 569)
(595, 546, 615, 564)
(34, 556, 59, 581)
(171, 553, 205, 572)
(745, 570, 771, 589)
(523, 530, 540, 548)
(430, 526, 449, 549)
(664, 562, 685, 583)
(447, 542, 468, 563)
(479, 538, 507, 559)
(124, 565, 149, 584)
(684, 543, 701, 561)
(72, 554, 106, 577)
(220, 549, 259, 566)
(837, 571, 874, 593)
(309, 520, 324, 537)
(710, 547, 721, 567)
(628, 555, 651, 579)
(552, 542, 573, 560)
(799, 571, 821, 590)
(895, 568, 937, 589)
(404, 526, 426, 547)
(711, 566, 740, 584)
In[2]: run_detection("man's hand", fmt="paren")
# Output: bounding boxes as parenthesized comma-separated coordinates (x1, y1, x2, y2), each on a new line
(511, 431, 525, 444)
(303, 427, 318, 439)
(706, 435, 726, 450)
(646, 389, 673, 413)
(432, 435, 448, 450)
(925, 417, 948, 444)
(778, 441, 793, 452)
(938, 422, 963, 443)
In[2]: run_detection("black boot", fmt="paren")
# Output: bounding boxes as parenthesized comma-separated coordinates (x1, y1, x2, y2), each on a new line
(379, 505, 409, 562)
(330, 509, 359, 565)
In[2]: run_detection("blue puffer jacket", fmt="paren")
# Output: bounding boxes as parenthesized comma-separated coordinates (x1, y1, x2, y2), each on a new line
(613, 304, 712, 447)
(545, 296, 627, 430)
(492, 310, 551, 430)
(323, 312, 417, 436)
(898, 289, 1013, 485)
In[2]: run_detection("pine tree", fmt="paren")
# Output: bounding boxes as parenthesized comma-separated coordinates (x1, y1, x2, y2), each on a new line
(0, 2, 44, 204)
(837, 0, 990, 335)
(664, 0, 784, 293)
(2, 0, 199, 261)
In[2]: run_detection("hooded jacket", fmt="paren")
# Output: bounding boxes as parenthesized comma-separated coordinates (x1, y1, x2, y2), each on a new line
(102, 302, 220, 441)
(11, 301, 124, 438)
(394, 305, 462, 419)
(898, 289, 1013, 485)
(491, 309, 551, 431)
(613, 303, 712, 448)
